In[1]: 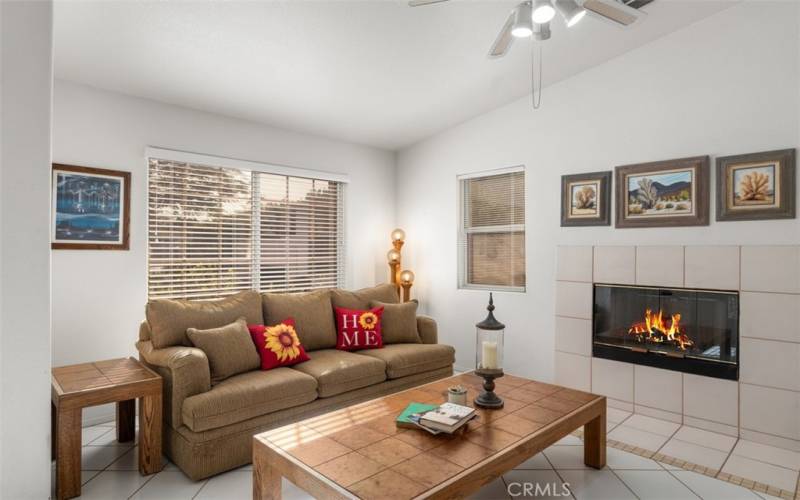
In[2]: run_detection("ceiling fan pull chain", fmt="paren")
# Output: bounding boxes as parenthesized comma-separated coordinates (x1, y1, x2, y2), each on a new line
(531, 42, 543, 109)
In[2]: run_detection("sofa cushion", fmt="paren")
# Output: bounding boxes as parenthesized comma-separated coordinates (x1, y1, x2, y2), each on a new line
(181, 368, 318, 432)
(334, 306, 384, 351)
(330, 283, 399, 310)
(248, 319, 311, 370)
(358, 343, 455, 379)
(370, 300, 422, 344)
(146, 290, 263, 349)
(187, 318, 260, 385)
(291, 349, 386, 397)
(262, 290, 337, 352)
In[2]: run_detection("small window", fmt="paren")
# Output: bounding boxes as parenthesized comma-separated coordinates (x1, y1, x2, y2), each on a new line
(458, 168, 525, 291)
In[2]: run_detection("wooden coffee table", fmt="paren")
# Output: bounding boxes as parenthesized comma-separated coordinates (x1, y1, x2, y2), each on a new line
(252, 372, 605, 499)
(51, 357, 163, 500)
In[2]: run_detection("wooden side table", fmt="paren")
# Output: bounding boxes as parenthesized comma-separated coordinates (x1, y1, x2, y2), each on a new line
(51, 357, 163, 500)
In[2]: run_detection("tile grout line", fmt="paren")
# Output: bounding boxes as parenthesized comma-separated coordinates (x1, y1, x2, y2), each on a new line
(542, 452, 578, 500)
(714, 435, 739, 481)
(664, 467, 705, 500)
(607, 467, 642, 500)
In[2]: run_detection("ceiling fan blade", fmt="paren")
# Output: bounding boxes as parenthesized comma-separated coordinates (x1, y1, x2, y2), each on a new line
(408, 0, 450, 6)
(488, 10, 515, 58)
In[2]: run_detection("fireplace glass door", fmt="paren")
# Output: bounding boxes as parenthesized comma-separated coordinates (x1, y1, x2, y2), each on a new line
(593, 284, 739, 379)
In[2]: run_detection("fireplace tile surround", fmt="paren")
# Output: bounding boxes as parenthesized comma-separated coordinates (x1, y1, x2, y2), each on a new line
(555, 245, 800, 452)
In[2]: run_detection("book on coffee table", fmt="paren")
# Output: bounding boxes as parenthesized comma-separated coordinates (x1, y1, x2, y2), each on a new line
(395, 402, 439, 430)
(419, 402, 476, 433)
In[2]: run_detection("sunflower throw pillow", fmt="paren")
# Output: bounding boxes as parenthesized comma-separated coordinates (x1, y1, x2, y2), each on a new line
(248, 318, 310, 370)
(334, 306, 384, 351)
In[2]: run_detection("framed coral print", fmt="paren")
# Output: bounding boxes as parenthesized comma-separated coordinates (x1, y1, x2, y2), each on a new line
(51, 163, 131, 250)
(561, 171, 611, 226)
(615, 156, 709, 228)
(716, 149, 795, 221)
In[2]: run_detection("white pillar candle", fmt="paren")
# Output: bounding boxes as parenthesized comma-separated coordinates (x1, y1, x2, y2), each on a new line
(482, 340, 498, 369)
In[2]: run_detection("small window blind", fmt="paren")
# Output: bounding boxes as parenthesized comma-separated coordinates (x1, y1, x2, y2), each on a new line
(458, 168, 525, 291)
(148, 158, 345, 300)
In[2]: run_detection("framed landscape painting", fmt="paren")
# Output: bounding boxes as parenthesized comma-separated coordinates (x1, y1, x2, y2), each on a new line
(561, 171, 611, 226)
(51, 164, 131, 250)
(615, 156, 709, 228)
(716, 149, 795, 221)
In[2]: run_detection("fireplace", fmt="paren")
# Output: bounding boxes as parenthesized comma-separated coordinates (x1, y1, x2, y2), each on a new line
(593, 284, 739, 380)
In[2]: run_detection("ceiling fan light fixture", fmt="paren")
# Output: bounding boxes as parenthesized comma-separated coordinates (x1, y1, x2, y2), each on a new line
(531, 0, 555, 24)
(555, 0, 586, 27)
(533, 21, 551, 41)
(511, 2, 533, 38)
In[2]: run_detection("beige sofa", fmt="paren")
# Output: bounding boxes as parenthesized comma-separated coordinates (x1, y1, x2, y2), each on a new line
(135, 284, 455, 480)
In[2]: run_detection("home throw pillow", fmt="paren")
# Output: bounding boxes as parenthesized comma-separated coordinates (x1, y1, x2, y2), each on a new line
(369, 300, 422, 344)
(334, 306, 384, 351)
(248, 318, 310, 370)
(186, 318, 260, 385)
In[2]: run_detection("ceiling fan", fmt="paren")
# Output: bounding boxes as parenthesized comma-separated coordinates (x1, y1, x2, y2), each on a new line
(408, 0, 651, 107)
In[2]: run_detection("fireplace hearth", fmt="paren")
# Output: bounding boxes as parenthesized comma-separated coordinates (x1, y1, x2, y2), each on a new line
(593, 284, 739, 380)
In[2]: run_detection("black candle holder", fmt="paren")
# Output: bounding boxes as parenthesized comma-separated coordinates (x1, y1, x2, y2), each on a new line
(473, 368, 504, 409)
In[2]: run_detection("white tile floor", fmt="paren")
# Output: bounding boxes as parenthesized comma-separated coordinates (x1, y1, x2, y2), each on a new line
(58, 412, 798, 500)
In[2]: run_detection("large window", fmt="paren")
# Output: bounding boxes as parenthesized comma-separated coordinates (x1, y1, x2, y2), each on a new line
(148, 157, 345, 299)
(458, 167, 525, 291)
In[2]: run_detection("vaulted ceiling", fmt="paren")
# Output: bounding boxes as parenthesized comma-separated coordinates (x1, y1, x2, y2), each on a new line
(54, 0, 733, 150)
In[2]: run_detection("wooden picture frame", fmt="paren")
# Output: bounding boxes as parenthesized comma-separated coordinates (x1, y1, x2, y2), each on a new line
(716, 148, 795, 221)
(560, 171, 611, 226)
(51, 163, 131, 250)
(615, 156, 709, 228)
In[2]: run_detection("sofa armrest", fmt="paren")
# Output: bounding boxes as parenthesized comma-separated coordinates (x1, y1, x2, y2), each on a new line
(417, 316, 438, 344)
(136, 340, 211, 430)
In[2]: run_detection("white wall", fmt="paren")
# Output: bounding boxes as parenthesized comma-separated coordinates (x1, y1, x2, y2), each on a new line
(396, 2, 800, 380)
(52, 81, 396, 423)
(0, 1, 53, 498)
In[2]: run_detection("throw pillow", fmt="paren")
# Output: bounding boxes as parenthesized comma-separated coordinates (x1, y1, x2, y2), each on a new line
(186, 318, 261, 384)
(369, 300, 422, 344)
(334, 306, 384, 351)
(248, 318, 311, 370)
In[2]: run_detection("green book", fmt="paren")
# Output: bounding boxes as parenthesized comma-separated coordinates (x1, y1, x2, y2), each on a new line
(395, 402, 438, 429)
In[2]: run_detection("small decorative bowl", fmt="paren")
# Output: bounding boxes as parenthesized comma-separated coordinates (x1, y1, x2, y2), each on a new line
(447, 385, 468, 406)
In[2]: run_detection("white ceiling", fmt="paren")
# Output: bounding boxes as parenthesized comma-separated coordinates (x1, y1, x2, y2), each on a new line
(54, 0, 733, 150)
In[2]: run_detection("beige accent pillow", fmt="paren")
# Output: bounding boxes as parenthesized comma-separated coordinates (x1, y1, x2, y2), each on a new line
(187, 318, 260, 385)
(370, 300, 422, 344)
(331, 283, 399, 310)
(146, 290, 263, 349)
(262, 289, 337, 352)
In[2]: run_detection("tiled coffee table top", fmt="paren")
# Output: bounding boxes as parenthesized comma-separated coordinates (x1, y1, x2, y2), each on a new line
(256, 372, 602, 499)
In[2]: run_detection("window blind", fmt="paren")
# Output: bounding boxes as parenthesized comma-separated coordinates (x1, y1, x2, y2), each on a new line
(148, 158, 344, 300)
(458, 169, 525, 290)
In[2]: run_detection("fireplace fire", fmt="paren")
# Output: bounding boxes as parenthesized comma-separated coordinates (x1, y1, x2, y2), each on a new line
(628, 309, 694, 351)
(593, 284, 739, 380)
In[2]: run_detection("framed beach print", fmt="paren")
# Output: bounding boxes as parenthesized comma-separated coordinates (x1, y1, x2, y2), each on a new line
(561, 171, 611, 226)
(716, 148, 795, 221)
(51, 164, 131, 250)
(615, 156, 709, 228)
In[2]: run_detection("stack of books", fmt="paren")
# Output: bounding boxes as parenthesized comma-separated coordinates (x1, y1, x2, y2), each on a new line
(396, 402, 477, 435)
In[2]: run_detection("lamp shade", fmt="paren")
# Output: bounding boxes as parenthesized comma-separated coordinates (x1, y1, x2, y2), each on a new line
(511, 2, 533, 38)
(531, 0, 555, 23)
(555, 0, 585, 27)
(399, 269, 415, 284)
(387, 249, 401, 264)
(391, 228, 406, 242)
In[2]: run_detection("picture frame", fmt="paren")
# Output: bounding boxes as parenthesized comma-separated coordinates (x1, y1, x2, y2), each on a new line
(560, 171, 611, 226)
(715, 148, 795, 221)
(51, 163, 131, 250)
(615, 156, 709, 228)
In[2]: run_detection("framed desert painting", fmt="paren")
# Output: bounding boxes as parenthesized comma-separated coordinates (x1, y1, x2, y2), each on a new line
(716, 148, 795, 221)
(615, 156, 709, 228)
(51, 164, 131, 250)
(561, 171, 611, 226)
